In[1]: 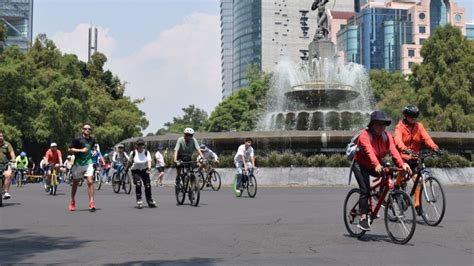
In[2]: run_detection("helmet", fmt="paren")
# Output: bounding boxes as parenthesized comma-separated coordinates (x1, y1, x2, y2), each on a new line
(403, 104, 420, 118)
(103, 153, 109, 157)
(184, 128, 195, 135)
(67, 155, 72, 159)
(50, 142, 57, 147)
(20, 151, 26, 157)
(199, 144, 207, 150)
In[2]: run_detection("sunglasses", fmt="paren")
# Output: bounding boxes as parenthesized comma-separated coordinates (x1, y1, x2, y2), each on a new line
(83, 127, 92, 131)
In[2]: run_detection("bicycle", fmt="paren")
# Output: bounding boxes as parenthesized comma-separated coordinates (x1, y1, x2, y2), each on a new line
(47, 164, 59, 196)
(197, 161, 222, 191)
(111, 163, 132, 194)
(234, 168, 257, 198)
(396, 152, 446, 226)
(14, 167, 27, 187)
(175, 161, 200, 207)
(343, 164, 416, 245)
(93, 164, 103, 190)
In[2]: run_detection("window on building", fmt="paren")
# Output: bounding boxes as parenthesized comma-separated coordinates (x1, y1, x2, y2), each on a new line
(455, 14, 462, 22)
(419, 12, 425, 20)
(419, 38, 426, 44)
(419, 26, 426, 34)
(408, 49, 415, 57)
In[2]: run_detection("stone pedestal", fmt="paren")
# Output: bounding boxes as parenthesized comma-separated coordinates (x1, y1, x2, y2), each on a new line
(308, 40, 336, 62)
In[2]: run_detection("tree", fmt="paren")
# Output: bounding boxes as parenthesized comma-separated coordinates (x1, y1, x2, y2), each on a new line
(156, 105, 208, 134)
(369, 69, 415, 122)
(204, 65, 271, 132)
(410, 25, 474, 132)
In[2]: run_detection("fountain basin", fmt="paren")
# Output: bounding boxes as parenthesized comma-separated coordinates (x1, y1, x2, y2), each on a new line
(285, 82, 360, 109)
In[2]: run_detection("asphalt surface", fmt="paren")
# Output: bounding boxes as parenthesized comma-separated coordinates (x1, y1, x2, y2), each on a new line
(0, 182, 473, 265)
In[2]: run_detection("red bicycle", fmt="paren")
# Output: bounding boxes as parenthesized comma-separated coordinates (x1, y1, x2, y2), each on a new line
(343, 164, 416, 244)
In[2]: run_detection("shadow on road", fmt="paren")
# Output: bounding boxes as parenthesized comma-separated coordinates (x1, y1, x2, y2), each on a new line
(0, 228, 92, 263)
(105, 258, 222, 266)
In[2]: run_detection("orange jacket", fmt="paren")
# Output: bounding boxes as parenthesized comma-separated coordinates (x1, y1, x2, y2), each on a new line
(354, 129, 404, 170)
(394, 120, 438, 160)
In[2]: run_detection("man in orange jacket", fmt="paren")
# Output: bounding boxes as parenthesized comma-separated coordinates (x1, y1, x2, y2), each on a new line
(394, 104, 442, 213)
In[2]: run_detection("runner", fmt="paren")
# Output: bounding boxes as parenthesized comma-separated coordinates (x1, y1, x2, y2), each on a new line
(154, 145, 166, 186)
(68, 123, 97, 212)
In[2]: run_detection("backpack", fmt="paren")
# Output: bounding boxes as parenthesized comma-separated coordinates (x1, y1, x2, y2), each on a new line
(130, 150, 149, 161)
(347, 129, 388, 184)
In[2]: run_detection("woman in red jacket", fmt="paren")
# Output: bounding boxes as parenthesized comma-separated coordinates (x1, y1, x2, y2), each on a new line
(353, 111, 411, 231)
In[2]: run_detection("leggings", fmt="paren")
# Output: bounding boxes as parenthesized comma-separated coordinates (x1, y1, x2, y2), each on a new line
(352, 162, 377, 215)
(131, 169, 152, 202)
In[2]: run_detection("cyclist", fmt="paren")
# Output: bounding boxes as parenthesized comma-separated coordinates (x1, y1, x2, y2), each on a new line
(102, 153, 112, 183)
(197, 144, 219, 187)
(394, 104, 441, 213)
(15, 151, 29, 183)
(27, 156, 36, 180)
(129, 138, 156, 208)
(68, 123, 97, 212)
(352, 111, 411, 231)
(112, 143, 129, 175)
(173, 128, 204, 186)
(234, 138, 255, 194)
(154, 145, 165, 186)
(0, 131, 16, 200)
(44, 143, 63, 192)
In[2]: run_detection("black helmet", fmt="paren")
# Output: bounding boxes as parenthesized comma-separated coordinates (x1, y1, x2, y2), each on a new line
(403, 104, 420, 118)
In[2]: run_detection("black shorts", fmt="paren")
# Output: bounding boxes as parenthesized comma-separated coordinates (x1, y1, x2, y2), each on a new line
(156, 167, 165, 173)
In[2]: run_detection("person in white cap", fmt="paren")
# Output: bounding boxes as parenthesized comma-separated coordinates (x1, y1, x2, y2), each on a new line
(43, 142, 63, 192)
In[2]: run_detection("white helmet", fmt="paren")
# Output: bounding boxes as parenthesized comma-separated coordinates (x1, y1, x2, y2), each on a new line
(184, 128, 195, 135)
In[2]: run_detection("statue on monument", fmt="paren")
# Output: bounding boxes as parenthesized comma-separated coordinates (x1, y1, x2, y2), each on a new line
(311, 0, 330, 41)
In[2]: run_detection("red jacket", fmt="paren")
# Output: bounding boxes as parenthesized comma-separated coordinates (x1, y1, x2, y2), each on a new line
(354, 129, 404, 170)
(394, 120, 438, 160)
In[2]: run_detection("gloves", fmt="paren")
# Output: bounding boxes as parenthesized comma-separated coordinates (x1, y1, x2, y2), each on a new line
(435, 148, 443, 156)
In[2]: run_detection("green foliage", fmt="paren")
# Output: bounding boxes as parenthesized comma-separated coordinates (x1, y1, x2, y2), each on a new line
(156, 105, 208, 135)
(369, 69, 416, 122)
(410, 25, 474, 132)
(0, 34, 148, 156)
(0, 22, 6, 51)
(424, 152, 472, 168)
(204, 65, 271, 132)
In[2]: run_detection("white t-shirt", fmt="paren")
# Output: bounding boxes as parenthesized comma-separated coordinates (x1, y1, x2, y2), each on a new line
(155, 151, 165, 167)
(129, 149, 151, 170)
(234, 144, 254, 163)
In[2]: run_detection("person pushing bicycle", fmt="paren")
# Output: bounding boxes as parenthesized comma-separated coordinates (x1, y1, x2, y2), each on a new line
(352, 111, 411, 231)
(393, 104, 442, 214)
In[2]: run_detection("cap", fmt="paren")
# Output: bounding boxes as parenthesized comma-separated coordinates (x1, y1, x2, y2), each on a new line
(368, 111, 391, 126)
(50, 143, 57, 147)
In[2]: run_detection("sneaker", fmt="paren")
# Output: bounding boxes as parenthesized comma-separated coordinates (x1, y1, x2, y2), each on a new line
(88, 202, 96, 212)
(358, 218, 371, 231)
(137, 200, 143, 209)
(148, 200, 157, 208)
(69, 200, 76, 211)
(2, 192, 11, 200)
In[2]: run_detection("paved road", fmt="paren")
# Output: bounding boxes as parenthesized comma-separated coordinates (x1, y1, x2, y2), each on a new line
(0, 183, 473, 265)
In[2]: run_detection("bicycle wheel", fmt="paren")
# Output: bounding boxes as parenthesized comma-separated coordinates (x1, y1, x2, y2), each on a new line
(189, 174, 200, 207)
(16, 172, 22, 187)
(94, 171, 102, 190)
(52, 185, 58, 196)
(123, 172, 132, 194)
(112, 173, 121, 193)
(175, 176, 186, 205)
(197, 171, 205, 191)
(247, 175, 257, 198)
(0, 179, 4, 207)
(210, 170, 222, 191)
(343, 188, 366, 238)
(419, 176, 446, 226)
(384, 190, 416, 245)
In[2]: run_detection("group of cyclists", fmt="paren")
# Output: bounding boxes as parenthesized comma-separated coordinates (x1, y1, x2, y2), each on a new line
(1, 104, 442, 237)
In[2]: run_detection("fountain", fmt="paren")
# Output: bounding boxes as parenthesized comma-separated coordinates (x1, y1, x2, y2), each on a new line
(262, 0, 373, 131)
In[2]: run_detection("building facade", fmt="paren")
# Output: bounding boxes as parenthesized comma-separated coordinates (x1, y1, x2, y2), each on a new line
(220, 0, 355, 99)
(0, 0, 34, 50)
(337, 0, 467, 74)
(466, 23, 474, 40)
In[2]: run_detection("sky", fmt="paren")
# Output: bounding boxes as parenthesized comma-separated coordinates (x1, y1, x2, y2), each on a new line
(33, 0, 474, 134)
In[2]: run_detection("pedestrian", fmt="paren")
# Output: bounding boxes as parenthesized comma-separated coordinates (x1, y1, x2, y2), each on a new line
(155, 145, 166, 186)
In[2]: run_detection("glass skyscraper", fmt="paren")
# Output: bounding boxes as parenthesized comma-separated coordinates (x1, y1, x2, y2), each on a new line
(0, 0, 34, 50)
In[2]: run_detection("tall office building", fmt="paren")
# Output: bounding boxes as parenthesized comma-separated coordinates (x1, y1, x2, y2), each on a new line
(337, 0, 467, 74)
(220, 0, 355, 99)
(0, 0, 34, 50)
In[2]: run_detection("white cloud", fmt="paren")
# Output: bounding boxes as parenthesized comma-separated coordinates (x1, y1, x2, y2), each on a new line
(109, 13, 221, 134)
(50, 14, 222, 135)
(51, 23, 117, 62)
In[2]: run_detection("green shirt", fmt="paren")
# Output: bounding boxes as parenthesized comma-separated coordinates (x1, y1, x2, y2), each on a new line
(174, 136, 200, 160)
(70, 135, 96, 166)
(0, 141, 14, 165)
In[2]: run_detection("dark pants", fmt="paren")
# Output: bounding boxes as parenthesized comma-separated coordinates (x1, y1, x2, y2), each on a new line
(352, 162, 377, 215)
(131, 169, 153, 202)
